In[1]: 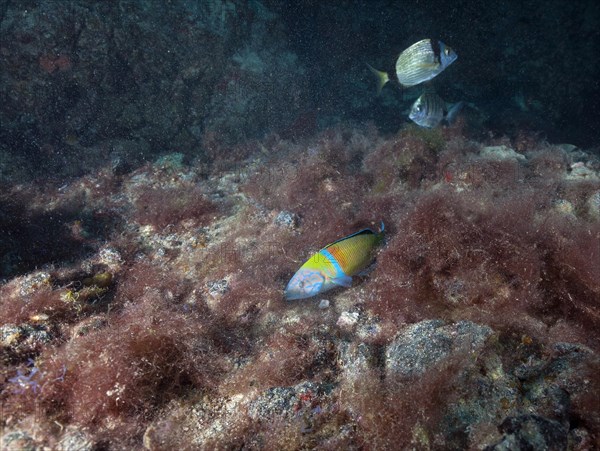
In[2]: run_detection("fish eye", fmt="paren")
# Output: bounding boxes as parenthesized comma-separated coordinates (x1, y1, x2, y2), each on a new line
(444, 48, 450, 56)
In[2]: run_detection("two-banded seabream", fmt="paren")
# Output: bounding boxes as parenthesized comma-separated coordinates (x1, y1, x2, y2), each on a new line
(368, 39, 457, 93)
(409, 91, 465, 128)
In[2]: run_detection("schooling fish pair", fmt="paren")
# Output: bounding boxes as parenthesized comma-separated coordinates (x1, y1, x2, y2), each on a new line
(368, 39, 463, 128)
(285, 223, 384, 300)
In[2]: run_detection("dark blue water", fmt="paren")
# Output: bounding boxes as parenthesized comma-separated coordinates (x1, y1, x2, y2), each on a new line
(1, 0, 599, 185)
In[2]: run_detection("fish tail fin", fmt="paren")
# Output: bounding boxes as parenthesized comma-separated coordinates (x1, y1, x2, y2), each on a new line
(366, 63, 389, 95)
(445, 101, 465, 125)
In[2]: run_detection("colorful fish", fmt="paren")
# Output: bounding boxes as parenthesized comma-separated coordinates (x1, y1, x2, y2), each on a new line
(368, 39, 457, 93)
(284, 223, 385, 300)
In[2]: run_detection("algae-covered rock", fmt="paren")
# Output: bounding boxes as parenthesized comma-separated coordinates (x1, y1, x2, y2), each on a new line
(386, 320, 492, 377)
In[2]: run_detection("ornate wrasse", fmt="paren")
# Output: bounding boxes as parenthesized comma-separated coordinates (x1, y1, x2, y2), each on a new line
(284, 223, 384, 300)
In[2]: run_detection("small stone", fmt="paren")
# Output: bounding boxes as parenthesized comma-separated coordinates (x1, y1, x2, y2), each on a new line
(29, 313, 49, 323)
(20, 324, 52, 345)
(480, 145, 526, 161)
(57, 426, 94, 451)
(206, 279, 229, 297)
(318, 299, 330, 309)
(274, 210, 298, 229)
(18, 272, 52, 296)
(586, 190, 600, 218)
(357, 322, 381, 341)
(338, 341, 373, 379)
(554, 199, 575, 216)
(486, 414, 568, 450)
(0, 324, 22, 347)
(247, 381, 323, 420)
(567, 162, 599, 180)
(98, 247, 123, 269)
(337, 311, 359, 331)
(1, 430, 36, 451)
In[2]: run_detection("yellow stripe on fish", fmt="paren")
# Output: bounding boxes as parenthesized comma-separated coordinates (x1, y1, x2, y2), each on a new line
(284, 223, 385, 300)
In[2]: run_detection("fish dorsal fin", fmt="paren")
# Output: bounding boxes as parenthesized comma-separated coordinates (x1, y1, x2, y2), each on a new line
(324, 228, 375, 249)
(323, 222, 384, 249)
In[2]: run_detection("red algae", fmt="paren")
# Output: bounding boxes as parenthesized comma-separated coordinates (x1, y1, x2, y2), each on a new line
(1, 123, 600, 449)
(132, 185, 217, 231)
(338, 355, 467, 450)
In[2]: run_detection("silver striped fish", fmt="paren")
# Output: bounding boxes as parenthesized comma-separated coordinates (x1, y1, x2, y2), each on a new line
(409, 91, 464, 128)
(368, 39, 457, 93)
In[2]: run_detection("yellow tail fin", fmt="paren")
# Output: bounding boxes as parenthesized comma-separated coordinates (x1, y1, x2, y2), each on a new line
(366, 63, 389, 95)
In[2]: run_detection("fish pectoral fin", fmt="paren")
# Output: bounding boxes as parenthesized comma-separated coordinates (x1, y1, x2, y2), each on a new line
(332, 275, 353, 287)
(445, 101, 465, 124)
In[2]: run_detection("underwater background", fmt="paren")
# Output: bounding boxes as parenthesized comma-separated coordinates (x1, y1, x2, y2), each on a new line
(1, 0, 599, 449)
